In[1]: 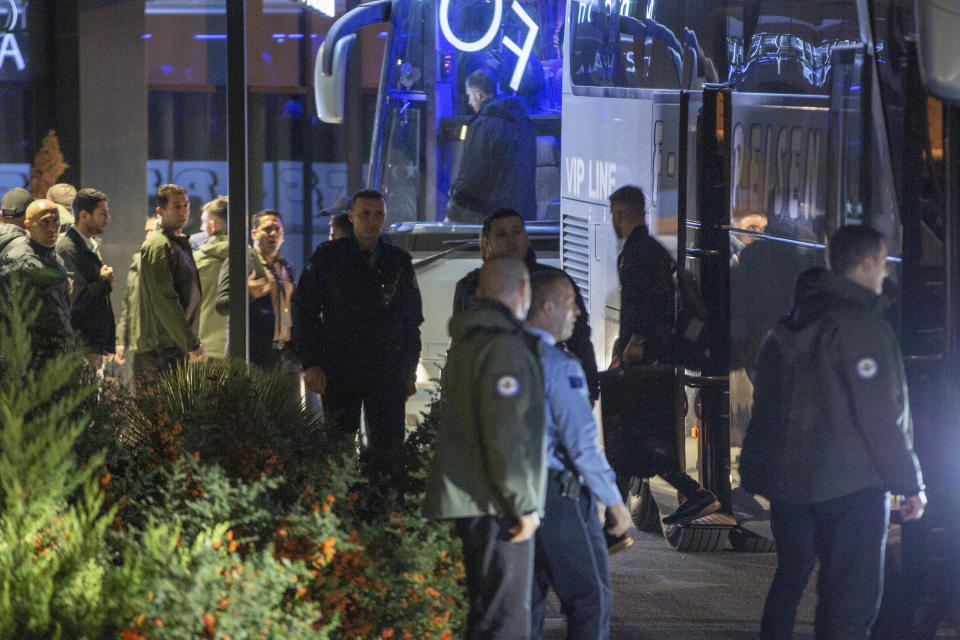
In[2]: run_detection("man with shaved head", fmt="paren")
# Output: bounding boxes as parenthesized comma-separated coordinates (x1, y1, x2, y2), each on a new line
(0, 199, 74, 363)
(426, 255, 547, 640)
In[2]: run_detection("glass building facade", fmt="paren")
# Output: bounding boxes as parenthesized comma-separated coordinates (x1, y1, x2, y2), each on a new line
(0, 0, 382, 285)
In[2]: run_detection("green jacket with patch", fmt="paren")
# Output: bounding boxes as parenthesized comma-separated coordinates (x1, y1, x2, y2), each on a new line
(193, 231, 229, 358)
(424, 300, 547, 520)
(740, 267, 923, 503)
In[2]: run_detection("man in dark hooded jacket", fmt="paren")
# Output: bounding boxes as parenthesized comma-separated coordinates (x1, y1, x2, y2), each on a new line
(1, 199, 74, 364)
(741, 224, 925, 640)
(445, 69, 537, 222)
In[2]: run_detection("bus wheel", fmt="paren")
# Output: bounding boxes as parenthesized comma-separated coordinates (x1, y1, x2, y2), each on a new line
(729, 526, 776, 553)
(628, 477, 661, 532)
(661, 521, 730, 552)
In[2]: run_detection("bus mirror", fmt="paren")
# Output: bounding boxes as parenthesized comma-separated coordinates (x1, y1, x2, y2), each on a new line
(915, 0, 960, 104)
(314, 34, 356, 124)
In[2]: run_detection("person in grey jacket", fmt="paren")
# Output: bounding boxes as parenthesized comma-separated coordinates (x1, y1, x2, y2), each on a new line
(425, 256, 545, 640)
(741, 224, 925, 640)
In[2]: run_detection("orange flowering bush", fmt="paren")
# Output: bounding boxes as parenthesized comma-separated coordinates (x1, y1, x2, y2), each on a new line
(0, 284, 465, 640)
(94, 362, 466, 639)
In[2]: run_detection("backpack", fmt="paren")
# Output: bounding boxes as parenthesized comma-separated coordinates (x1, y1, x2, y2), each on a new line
(669, 261, 709, 370)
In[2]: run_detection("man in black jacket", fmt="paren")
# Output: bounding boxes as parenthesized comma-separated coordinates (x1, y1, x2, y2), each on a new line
(453, 208, 599, 402)
(444, 69, 537, 222)
(56, 188, 115, 368)
(293, 190, 423, 469)
(741, 224, 925, 640)
(607, 185, 719, 525)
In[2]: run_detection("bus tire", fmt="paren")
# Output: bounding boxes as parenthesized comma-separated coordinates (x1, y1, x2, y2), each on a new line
(661, 521, 730, 552)
(629, 477, 661, 532)
(729, 526, 776, 553)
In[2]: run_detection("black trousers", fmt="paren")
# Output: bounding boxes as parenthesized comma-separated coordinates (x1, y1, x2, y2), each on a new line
(457, 516, 536, 640)
(532, 475, 612, 640)
(133, 346, 186, 380)
(322, 371, 406, 462)
(760, 487, 890, 640)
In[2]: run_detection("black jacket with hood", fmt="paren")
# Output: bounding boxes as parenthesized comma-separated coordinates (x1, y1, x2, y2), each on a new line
(740, 267, 923, 503)
(0, 234, 74, 362)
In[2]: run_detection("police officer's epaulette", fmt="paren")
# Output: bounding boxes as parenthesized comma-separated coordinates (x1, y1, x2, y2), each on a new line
(558, 343, 584, 367)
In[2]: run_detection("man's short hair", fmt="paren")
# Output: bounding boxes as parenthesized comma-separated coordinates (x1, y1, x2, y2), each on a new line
(352, 188, 384, 204)
(72, 187, 108, 217)
(466, 69, 497, 98)
(478, 256, 529, 301)
(1, 187, 34, 220)
(828, 224, 886, 276)
(528, 269, 570, 319)
(252, 209, 283, 229)
(47, 183, 76, 207)
(331, 213, 353, 236)
(202, 195, 228, 221)
(157, 183, 187, 209)
(481, 207, 524, 240)
(609, 185, 647, 219)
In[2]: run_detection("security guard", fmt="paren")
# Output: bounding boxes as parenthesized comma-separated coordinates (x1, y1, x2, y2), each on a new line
(526, 269, 630, 640)
(425, 256, 546, 640)
(742, 225, 925, 639)
(292, 189, 423, 469)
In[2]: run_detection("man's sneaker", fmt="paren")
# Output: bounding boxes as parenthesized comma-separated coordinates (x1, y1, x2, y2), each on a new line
(661, 489, 721, 525)
(605, 532, 634, 555)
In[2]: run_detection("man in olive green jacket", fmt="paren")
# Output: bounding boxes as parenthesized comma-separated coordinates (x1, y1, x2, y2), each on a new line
(135, 184, 204, 377)
(193, 196, 229, 358)
(425, 256, 546, 640)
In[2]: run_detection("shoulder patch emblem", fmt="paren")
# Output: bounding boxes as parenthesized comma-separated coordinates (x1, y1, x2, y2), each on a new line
(496, 375, 520, 398)
(856, 357, 878, 379)
(568, 376, 584, 389)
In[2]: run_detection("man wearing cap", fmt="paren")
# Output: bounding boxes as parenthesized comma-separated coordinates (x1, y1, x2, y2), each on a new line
(47, 183, 77, 234)
(1, 199, 74, 363)
(56, 188, 116, 368)
(0, 187, 33, 261)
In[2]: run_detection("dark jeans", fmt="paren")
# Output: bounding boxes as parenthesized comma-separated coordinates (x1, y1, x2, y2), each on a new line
(134, 346, 186, 380)
(457, 516, 536, 640)
(322, 371, 406, 464)
(761, 487, 890, 640)
(532, 475, 612, 640)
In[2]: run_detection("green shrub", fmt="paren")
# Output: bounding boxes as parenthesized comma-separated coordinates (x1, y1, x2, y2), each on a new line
(0, 287, 465, 639)
(0, 279, 114, 639)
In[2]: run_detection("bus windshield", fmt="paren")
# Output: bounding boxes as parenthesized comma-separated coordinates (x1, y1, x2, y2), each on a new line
(367, 0, 563, 222)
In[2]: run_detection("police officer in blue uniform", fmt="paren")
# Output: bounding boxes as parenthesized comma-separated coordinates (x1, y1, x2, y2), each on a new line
(526, 269, 631, 640)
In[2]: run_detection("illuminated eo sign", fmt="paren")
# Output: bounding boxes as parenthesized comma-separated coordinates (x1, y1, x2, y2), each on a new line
(295, 0, 336, 18)
(438, 0, 539, 91)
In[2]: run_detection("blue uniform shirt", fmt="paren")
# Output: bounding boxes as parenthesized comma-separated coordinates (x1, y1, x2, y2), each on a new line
(528, 326, 621, 507)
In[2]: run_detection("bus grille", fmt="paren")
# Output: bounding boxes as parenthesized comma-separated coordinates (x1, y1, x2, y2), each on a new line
(562, 213, 590, 308)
